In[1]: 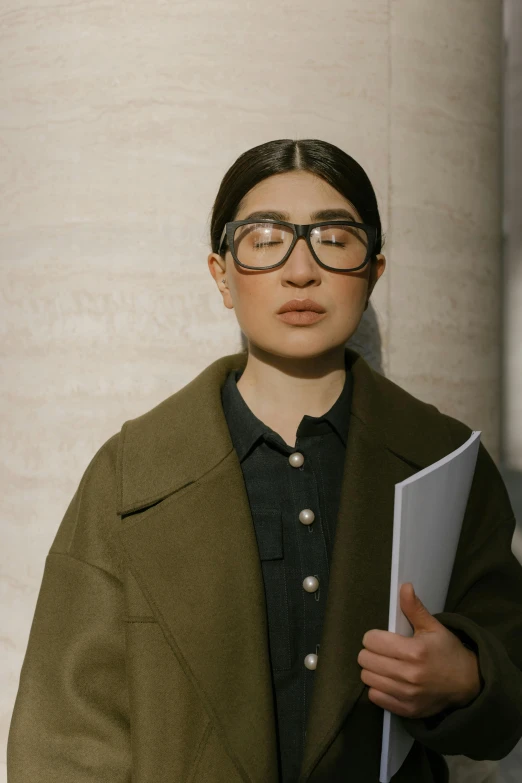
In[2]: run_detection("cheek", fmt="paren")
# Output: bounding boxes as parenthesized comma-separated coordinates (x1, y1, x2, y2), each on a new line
(233, 277, 271, 315)
(331, 277, 368, 308)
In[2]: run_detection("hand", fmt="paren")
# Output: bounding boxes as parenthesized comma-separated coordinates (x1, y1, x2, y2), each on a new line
(357, 582, 483, 719)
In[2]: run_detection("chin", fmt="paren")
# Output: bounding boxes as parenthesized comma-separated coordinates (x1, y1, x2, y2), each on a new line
(247, 334, 348, 360)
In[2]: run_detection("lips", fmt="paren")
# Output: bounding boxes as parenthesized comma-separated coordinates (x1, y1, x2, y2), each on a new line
(277, 298, 326, 314)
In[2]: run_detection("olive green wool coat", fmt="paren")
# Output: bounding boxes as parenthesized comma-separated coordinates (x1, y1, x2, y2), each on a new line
(7, 348, 522, 783)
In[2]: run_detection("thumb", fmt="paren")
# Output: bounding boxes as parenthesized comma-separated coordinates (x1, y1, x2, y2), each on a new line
(400, 582, 439, 634)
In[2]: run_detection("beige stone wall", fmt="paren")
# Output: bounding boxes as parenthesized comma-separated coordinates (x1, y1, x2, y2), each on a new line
(503, 0, 522, 471)
(386, 1, 503, 457)
(1, 1, 504, 780)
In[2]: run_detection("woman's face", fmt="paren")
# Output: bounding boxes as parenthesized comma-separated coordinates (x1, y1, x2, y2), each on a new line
(208, 170, 386, 361)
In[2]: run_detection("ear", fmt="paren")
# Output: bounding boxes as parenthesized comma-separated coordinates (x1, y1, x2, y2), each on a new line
(208, 252, 226, 281)
(208, 253, 234, 310)
(368, 254, 386, 293)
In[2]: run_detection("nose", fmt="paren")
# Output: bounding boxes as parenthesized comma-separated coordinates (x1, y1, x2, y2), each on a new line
(281, 235, 320, 284)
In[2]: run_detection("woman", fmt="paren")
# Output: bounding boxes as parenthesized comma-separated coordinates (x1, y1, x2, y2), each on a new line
(7, 139, 522, 783)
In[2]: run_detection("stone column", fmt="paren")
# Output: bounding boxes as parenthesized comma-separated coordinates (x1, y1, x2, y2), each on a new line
(374, 0, 503, 463)
(503, 0, 522, 472)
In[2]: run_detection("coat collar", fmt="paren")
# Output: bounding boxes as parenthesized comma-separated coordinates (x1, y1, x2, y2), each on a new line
(116, 347, 447, 517)
(115, 347, 454, 782)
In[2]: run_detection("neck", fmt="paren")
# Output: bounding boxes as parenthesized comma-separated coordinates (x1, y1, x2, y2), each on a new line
(235, 343, 347, 442)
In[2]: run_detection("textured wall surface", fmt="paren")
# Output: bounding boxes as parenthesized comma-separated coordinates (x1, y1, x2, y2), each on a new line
(503, 0, 522, 471)
(388, 1, 503, 453)
(1, 1, 512, 781)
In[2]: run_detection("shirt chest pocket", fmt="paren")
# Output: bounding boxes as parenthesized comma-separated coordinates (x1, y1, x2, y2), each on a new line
(253, 509, 292, 671)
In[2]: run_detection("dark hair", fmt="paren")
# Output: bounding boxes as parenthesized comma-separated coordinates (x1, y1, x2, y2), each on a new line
(209, 138, 385, 259)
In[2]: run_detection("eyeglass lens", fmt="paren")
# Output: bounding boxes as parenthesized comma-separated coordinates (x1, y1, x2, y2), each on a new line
(232, 222, 369, 270)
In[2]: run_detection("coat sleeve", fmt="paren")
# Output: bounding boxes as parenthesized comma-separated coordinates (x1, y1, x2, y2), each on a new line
(7, 434, 131, 783)
(400, 432, 522, 761)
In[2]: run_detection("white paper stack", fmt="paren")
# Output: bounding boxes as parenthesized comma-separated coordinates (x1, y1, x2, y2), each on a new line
(379, 430, 481, 783)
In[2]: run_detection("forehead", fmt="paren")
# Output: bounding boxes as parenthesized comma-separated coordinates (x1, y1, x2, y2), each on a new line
(235, 170, 362, 223)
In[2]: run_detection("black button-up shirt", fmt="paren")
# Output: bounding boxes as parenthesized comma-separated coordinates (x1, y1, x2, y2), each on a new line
(221, 354, 353, 782)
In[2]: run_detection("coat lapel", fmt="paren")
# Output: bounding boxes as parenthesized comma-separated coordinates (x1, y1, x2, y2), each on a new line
(299, 351, 454, 781)
(116, 351, 279, 783)
(299, 416, 420, 780)
(114, 348, 454, 783)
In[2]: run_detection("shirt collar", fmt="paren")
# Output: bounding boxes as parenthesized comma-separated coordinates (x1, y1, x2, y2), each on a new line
(221, 350, 353, 462)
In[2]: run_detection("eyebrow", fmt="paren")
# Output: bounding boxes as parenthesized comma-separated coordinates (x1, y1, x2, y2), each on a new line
(240, 208, 359, 223)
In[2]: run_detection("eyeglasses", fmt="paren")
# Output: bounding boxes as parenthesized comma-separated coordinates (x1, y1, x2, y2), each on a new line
(217, 219, 377, 272)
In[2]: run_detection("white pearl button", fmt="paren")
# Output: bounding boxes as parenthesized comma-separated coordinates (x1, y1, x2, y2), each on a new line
(288, 452, 304, 468)
(303, 576, 319, 593)
(304, 653, 318, 670)
(299, 509, 315, 525)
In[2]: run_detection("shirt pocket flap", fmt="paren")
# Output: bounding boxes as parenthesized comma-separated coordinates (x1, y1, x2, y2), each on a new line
(254, 509, 283, 560)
